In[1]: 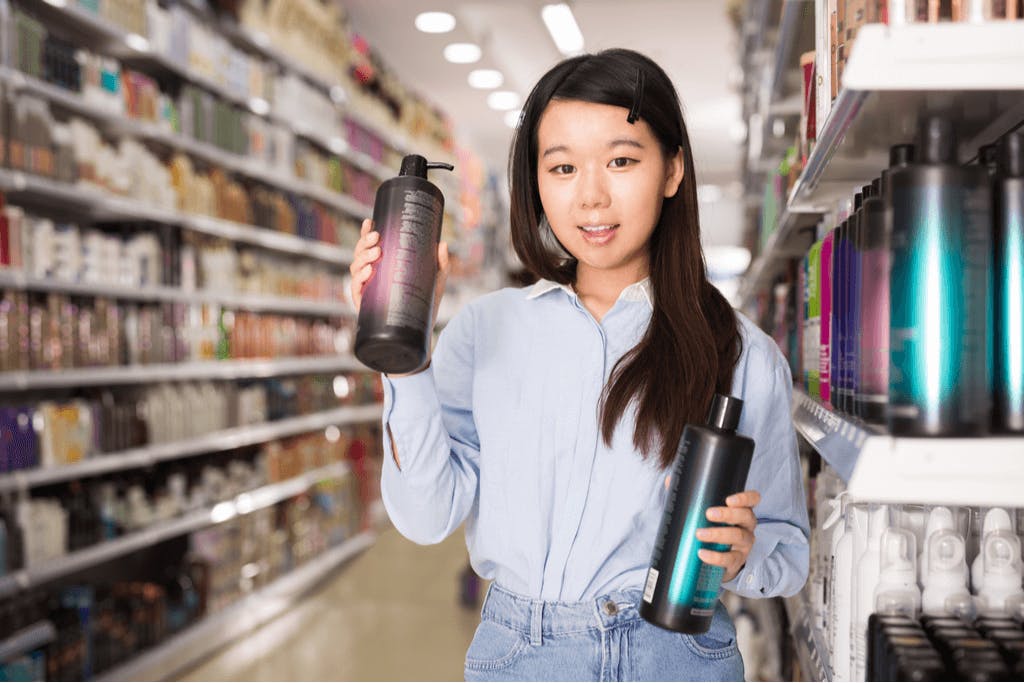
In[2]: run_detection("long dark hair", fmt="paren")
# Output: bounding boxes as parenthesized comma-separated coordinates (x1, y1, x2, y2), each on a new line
(508, 48, 743, 469)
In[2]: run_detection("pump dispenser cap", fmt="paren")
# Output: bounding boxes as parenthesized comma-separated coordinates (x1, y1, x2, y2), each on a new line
(919, 117, 957, 165)
(998, 131, 1024, 178)
(871, 177, 881, 195)
(890, 144, 915, 168)
(399, 154, 455, 178)
(707, 394, 743, 432)
(854, 191, 863, 210)
(862, 183, 873, 199)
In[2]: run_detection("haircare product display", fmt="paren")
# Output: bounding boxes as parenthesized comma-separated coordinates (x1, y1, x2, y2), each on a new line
(641, 395, 754, 634)
(355, 154, 454, 374)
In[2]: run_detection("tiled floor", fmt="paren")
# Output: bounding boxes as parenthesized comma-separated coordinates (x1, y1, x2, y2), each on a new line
(181, 526, 482, 681)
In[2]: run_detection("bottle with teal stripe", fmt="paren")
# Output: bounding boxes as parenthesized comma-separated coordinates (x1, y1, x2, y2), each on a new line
(640, 395, 754, 634)
(995, 131, 1024, 432)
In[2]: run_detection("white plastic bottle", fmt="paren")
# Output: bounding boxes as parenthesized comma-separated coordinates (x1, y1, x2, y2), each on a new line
(921, 525, 973, 618)
(873, 527, 922, 617)
(830, 498, 857, 682)
(973, 508, 1024, 617)
(822, 493, 846, 658)
(853, 504, 888, 682)
(919, 506, 955, 581)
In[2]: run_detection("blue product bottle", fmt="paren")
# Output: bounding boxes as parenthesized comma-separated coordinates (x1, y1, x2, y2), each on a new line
(832, 218, 848, 414)
(848, 190, 865, 417)
(994, 131, 1024, 432)
(888, 118, 993, 436)
(640, 395, 754, 634)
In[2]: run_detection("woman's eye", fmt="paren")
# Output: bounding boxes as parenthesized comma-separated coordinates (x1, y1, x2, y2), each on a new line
(609, 157, 635, 169)
(551, 164, 575, 175)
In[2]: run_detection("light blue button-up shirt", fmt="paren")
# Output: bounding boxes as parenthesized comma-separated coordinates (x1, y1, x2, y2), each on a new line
(381, 278, 809, 602)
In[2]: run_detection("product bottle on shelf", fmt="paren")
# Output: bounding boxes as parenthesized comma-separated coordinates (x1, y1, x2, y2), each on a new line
(854, 504, 889, 682)
(819, 229, 834, 407)
(972, 508, 1024, 618)
(994, 131, 1024, 433)
(849, 187, 867, 418)
(888, 117, 993, 436)
(921, 519, 973, 618)
(831, 499, 860, 681)
(873, 527, 922, 618)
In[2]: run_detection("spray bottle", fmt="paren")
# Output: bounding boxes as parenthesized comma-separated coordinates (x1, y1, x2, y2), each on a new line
(972, 508, 1024, 617)
(355, 154, 454, 374)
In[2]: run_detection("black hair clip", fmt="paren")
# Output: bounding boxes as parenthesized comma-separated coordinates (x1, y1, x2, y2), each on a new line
(627, 68, 645, 124)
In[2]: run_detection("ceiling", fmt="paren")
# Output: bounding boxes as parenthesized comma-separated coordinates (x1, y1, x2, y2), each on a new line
(340, 0, 747, 248)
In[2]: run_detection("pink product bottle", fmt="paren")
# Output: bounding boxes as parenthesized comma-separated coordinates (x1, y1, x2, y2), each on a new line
(819, 231, 834, 407)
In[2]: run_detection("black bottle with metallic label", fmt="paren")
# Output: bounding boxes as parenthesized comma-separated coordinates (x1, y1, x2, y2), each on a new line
(640, 394, 754, 634)
(994, 131, 1024, 433)
(355, 154, 454, 374)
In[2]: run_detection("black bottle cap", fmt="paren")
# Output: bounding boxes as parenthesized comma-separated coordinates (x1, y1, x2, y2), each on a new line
(871, 177, 882, 196)
(862, 183, 873, 198)
(998, 131, 1024, 178)
(979, 144, 998, 168)
(890, 143, 916, 168)
(707, 394, 743, 432)
(854, 191, 863, 210)
(399, 154, 455, 178)
(919, 117, 957, 165)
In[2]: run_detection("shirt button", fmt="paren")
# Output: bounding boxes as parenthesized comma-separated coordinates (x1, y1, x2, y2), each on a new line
(746, 575, 754, 585)
(603, 601, 618, 616)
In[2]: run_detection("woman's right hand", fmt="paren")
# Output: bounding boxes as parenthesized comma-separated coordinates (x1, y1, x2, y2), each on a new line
(349, 219, 381, 314)
(347, 218, 452, 324)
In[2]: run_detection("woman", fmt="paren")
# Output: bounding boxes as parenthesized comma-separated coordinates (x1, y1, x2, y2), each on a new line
(350, 48, 809, 682)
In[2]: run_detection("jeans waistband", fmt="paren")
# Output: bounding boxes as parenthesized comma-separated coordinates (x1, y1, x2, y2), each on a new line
(481, 583, 644, 644)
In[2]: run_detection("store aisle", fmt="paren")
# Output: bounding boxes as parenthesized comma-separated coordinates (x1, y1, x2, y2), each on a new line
(181, 524, 481, 681)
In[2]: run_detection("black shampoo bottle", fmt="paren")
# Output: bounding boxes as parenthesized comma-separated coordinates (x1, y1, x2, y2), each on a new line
(640, 394, 755, 634)
(355, 154, 454, 374)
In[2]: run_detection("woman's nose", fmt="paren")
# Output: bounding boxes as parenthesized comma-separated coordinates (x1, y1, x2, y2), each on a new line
(577, 170, 610, 209)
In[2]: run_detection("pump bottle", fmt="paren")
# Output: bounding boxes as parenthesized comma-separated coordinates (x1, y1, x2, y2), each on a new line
(972, 508, 1024, 617)
(640, 394, 754, 634)
(355, 154, 454, 374)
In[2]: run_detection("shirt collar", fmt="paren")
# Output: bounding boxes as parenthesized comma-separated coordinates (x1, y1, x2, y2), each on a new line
(526, 277, 652, 307)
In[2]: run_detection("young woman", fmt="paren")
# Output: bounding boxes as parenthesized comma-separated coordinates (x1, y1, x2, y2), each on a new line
(349, 48, 808, 682)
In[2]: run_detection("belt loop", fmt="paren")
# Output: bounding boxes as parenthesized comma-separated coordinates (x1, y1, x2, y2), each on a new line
(530, 601, 543, 646)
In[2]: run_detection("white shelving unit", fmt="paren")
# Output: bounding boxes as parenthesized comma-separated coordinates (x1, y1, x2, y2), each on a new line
(97, 528, 377, 682)
(0, 269, 353, 317)
(0, 461, 355, 600)
(0, 403, 383, 493)
(0, 355, 366, 391)
(792, 388, 1024, 508)
(0, 169, 354, 265)
(0, 621, 57, 662)
(784, 585, 832, 682)
(739, 21, 1024, 311)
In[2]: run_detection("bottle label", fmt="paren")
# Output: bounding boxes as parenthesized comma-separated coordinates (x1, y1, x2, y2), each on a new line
(385, 189, 443, 329)
(643, 567, 659, 603)
(689, 561, 724, 616)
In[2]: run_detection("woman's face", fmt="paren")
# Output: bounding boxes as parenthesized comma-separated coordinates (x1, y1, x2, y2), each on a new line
(535, 98, 684, 283)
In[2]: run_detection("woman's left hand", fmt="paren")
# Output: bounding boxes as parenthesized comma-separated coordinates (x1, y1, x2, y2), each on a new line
(695, 490, 761, 584)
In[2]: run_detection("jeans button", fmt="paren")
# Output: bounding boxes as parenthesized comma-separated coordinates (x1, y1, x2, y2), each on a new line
(603, 601, 618, 616)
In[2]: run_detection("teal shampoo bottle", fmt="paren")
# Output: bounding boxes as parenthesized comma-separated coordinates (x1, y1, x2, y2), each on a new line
(640, 395, 754, 634)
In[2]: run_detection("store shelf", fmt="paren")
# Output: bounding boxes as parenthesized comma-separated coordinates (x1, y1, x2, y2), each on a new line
(0, 169, 354, 264)
(784, 585, 832, 682)
(0, 68, 375, 220)
(0, 462, 354, 601)
(97, 529, 375, 681)
(792, 388, 1024, 508)
(791, 21, 1024, 208)
(0, 270, 352, 317)
(0, 403, 383, 493)
(0, 355, 365, 391)
(0, 621, 57, 661)
(767, 0, 814, 112)
(740, 21, 1024, 309)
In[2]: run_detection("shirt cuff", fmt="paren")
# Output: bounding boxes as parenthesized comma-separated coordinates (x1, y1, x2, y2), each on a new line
(721, 531, 778, 598)
(382, 365, 440, 426)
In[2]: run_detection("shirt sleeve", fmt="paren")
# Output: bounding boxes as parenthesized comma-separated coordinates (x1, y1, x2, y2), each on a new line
(722, 347, 810, 599)
(379, 304, 480, 545)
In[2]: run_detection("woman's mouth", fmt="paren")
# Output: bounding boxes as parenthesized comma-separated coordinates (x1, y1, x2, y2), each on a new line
(578, 224, 619, 244)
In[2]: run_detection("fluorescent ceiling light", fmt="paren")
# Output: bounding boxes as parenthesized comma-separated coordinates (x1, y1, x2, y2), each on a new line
(443, 43, 482, 64)
(415, 11, 456, 33)
(488, 91, 521, 111)
(468, 69, 503, 89)
(125, 33, 151, 53)
(247, 97, 270, 116)
(541, 4, 584, 56)
(42, 0, 67, 7)
(504, 109, 522, 129)
(704, 246, 752, 279)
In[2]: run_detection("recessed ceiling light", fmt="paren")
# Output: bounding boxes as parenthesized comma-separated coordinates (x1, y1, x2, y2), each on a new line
(444, 42, 482, 64)
(468, 69, 503, 89)
(415, 11, 456, 33)
(125, 33, 151, 53)
(488, 91, 521, 111)
(504, 109, 522, 129)
(541, 4, 584, 56)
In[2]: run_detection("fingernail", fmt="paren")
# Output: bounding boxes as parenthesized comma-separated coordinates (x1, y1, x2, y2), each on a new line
(697, 550, 710, 562)
(695, 529, 708, 541)
(707, 508, 723, 521)
(726, 495, 738, 506)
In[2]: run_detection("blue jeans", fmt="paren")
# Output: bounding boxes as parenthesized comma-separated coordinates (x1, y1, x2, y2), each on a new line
(464, 584, 744, 682)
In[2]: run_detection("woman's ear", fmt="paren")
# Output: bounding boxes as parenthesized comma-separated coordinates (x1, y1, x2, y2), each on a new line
(663, 147, 685, 198)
